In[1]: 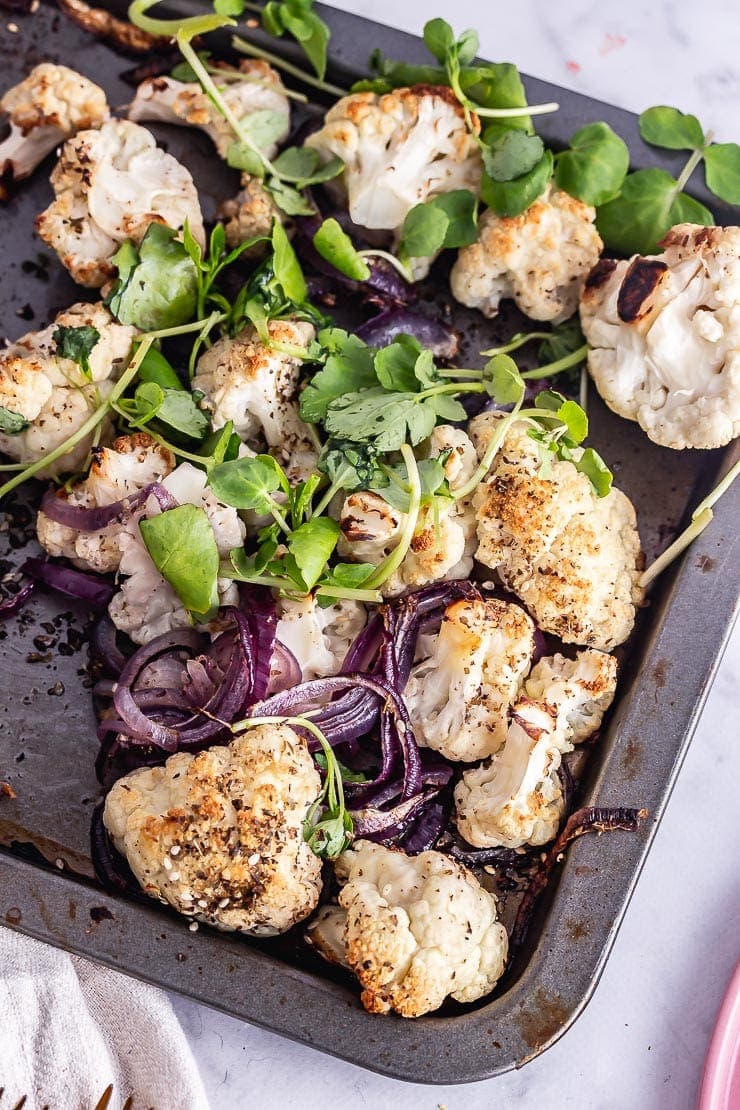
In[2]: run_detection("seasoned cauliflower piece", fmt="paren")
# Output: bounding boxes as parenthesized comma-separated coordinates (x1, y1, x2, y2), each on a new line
(192, 319, 317, 482)
(580, 223, 740, 449)
(455, 647, 617, 848)
(0, 303, 138, 477)
(337, 490, 475, 598)
(37, 433, 175, 573)
(218, 174, 282, 250)
(128, 61, 290, 160)
(404, 598, 536, 762)
(0, 63, 108, 185)
(470, 412, 643, 650)
(275, 595, 366, 680)
(103, 725, 322, 934)
(307, 840, 508, 1016)
(306, 86, 482, 280)
(524, 649, 617, 743)
(108, 463, 246, 644)
(451, 185, 603, 322)
(454, 700, 566, 849)
(426, 424, 478, 490)
(35, 119, 205, 287)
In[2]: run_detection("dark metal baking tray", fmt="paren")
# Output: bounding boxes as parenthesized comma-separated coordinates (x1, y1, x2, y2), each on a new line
(0, 0, 738, 1083)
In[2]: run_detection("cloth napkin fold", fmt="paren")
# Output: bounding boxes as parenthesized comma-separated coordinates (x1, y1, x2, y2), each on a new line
(0, 926, 210, 1110)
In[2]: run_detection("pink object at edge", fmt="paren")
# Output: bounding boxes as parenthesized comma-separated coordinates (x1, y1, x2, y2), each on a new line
(698, 962, 740, 1110)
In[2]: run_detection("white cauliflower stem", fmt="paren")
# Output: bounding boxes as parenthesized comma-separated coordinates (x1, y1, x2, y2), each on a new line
(308, 840, 508, 1016)
(103, 725, 323, 934)
(0, 303, 138, 477)
(404, 597, 536, 761)
(35, 119, 205, 287)
(306, 87, 482, 279)
(470, 412, 643, 650)
(275, 595, 366, 680)
(454, 648, 617, 848)
(37, 433, 175, 573)
(580, 223, 740, 449)
(0, 63, 108, 184)
(108, 462, 246, 645)
(128, 61, 290, 160)
(451, 184, 603, 322)
(192, 319, 318, 482)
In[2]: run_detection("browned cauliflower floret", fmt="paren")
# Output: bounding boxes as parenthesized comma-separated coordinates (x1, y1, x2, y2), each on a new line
(35, 119, 205, 287)
(36, 433, 174, 573)
(192, 319, 317, 482)
(451, 184, 602, 322)
(0, 63, 108, 184)
(306, 86, 482, 280)
(103, 725, 323, 935)
(580, 223, 740, 450)
(470, 412, 643, 650)
(0, 303, 138, 476)
(218, 174, 282, 251)
(128, 61, 290, 160)
(307, 840, 508, 1016)
(404, 597, 536, 761)
(454, 648, 617, 849)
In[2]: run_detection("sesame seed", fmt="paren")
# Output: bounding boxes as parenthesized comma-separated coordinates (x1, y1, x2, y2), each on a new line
(163, 856, 172, 870)
(55, 858, 64, 870)
(170, 871, 180, 881)
(189, 922, 199, 932)
(248, 853, 260, 865)
(7, 22, 19, 32)
(218, 897, 230, 908)
(170, 845, 181, 856)
(197, 898, 208, 908)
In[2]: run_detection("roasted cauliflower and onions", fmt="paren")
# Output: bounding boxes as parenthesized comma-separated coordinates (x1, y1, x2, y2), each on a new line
(128, 61, 290, 161)
(308, 841, 508, 1017)
(0, 63, 108, 185)
(35, 119, 205, 287)
(580, 223, 740, 449)
(275, 595, 366, 681)
(0, 303, 138, 476)
(193, 320, 318, 482)
(218, 174, 282, 250)
(306, 87, 483, 279)
(454, 648, 617, 849)
(103, 725, 323, 935)
(451, 185, 603, 322)
(470, 412, 643, 651)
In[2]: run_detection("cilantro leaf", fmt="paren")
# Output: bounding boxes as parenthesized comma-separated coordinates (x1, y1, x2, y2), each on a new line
(299, 330, 377, 422)
(324, 387, 437, 452)
(52, 325, 100, 378)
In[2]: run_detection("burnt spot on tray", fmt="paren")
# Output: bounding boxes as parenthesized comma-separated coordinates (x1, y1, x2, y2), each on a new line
(696, 554, 716, 573)
(89, 905, 114, 924)
(517, 987, 570, 1050)
(617, 258, 668, 323)
(622, 735, 643, 781)
(5, 906, 22, 925)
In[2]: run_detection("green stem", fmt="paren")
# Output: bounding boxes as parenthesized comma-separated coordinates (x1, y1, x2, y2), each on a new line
(315, 584, 383, 603)
(268, 501, 292, 535)
(660, 130, 713, 225)
(472, 100, 559, 118)
(520, 344, 588, 381)
(480, 331, 553, 358)
(356, 249, 414, 285)
(579, 364, 589, 412)
(416, 381, 486, 402)
(363, 444, 421, 590)
(638, 458, 739, 590)
(128, 0, 230, 37)
(232, 34, 347, 98)
(452, 399, 523, 501)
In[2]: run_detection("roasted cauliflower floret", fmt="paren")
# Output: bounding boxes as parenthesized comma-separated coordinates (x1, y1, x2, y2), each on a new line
(580, 223, 740, 449)
(108, 463, 245, 644)
(470, 412, 643, 650)
(307, 840, 508, 1016)
(103, 725, 323, 934)
(35, 119, 205, 287)
(218, 174, 282, 250)
(0, 303, 138, 477)
(37, 433, 175, 573)
(451, 184, 603, 322)
(275, 595, 366, 680)
(454, 648, 617, 849)
(128, 61, 290, 160)
(404, 598, 536, 761)
(192, 319, 317, 482)
(524, 648, 617, 743)
(0, 63, 108, 186)
(306, 86, 483, 280)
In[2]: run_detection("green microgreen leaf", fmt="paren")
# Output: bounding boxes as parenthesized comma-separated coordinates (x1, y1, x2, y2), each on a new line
(106, 224, 198, 331)
(261, 0, 330, 79)
(596, 167, 714, 255)
(481, 149, 554, 217)
(312, 218, 371, 281)
(482, 354, 526, 404)
(554, 121, 629, 205)
(638, 105, 705, 151)
(288, 516, 340, 589)
(0, 405, 29, 435)
(52, 325, 100, 378)
(703, 142, 740, 205)
(482, 128, 545, 182)
(271, 219, 308, 304)
(299, 329, 377, 423)
(573, 447, 613, 497)
(137, 347, 183, 391)
(208, 453, 289, 514)
(140, 504, 219, 616)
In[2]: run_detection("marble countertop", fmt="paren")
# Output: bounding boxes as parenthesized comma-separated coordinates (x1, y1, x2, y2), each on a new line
(172, 2, 740, 1106)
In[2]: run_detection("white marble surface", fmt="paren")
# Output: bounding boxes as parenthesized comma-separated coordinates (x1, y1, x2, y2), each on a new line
(171, 2, 740, 1106)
